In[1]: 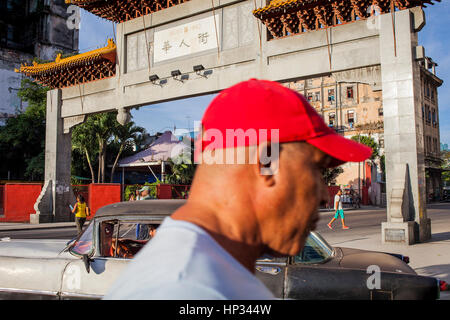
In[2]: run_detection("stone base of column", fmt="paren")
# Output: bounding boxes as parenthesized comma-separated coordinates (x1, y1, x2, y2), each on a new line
(381, 221, 416, 245)
(418, 218, 431, 243)
(29, 213, 53, 224)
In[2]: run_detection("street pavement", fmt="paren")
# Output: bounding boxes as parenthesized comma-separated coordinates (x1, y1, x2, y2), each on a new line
(0, 203, 449, 299)
(317, 202, 450, 300)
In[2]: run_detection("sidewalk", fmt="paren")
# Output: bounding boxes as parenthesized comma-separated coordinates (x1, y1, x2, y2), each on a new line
(322, 207, 450, 300)
(0, 221, 75, 232)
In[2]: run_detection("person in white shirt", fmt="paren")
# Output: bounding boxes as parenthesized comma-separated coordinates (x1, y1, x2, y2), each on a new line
(327, 189, 350, 229)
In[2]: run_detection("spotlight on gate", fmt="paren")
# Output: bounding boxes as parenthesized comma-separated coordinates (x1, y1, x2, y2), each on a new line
(171, 69, 188, 83)
(193, 65, 212, 78)
(193, 64, 204, 73)
(149, 74, 167, 87)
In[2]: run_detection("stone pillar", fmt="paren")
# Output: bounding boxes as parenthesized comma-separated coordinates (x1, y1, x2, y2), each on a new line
(31, 89, 76, 223)
(380, 8, 430, 244)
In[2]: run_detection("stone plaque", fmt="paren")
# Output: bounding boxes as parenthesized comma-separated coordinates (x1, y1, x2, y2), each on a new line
(154, 14, 220, 63)
(126, 30, 151, 73)
(239, 2, 255, 46)
(385, 228, 406, 242)
(223, 6, 239, 50)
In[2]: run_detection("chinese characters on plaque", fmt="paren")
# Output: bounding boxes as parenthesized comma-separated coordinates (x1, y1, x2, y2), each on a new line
(154, 14, 220, 63)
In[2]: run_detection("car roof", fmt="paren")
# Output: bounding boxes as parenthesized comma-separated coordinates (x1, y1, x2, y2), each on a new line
(95, 199, 187, 218)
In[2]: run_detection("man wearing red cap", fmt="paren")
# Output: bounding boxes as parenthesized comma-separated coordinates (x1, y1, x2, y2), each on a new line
(104, 79, 371, 300)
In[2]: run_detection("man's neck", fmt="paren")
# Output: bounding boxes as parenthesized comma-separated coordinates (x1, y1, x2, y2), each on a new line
(171, 201, 263, 273)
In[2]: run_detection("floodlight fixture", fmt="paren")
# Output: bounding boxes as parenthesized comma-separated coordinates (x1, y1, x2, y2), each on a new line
(193, 64, 205, 73)
(194, 64, 213, 78)
(171, 70, 182, 77)
(149, 74, 166, 87)
(149, 74, 159, 82)
(172, 69, 188, 83)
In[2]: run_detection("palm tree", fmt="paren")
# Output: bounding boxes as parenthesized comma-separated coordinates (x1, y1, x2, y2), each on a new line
(110, 121, 145, 183)
(72, 121, 97, 183)
(91, 113, 117, 183)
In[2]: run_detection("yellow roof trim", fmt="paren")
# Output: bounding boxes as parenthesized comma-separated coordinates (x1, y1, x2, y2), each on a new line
(16, 39, 116, 75)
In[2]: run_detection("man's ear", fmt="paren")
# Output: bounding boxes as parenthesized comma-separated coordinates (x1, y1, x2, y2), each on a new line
(256, 141, 280, 185)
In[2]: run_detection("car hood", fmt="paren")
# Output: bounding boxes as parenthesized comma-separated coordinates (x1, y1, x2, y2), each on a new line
(338, 247, 416, 275)
(0, 238, 74, 259)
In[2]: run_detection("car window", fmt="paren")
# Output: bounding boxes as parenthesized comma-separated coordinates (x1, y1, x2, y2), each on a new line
(294, 232, 334, 264)
(70, 221, 94, 256)
(100, 220, 159, 259)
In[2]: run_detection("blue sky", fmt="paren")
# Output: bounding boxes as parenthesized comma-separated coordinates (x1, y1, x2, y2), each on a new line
(79, 4, 449, 142)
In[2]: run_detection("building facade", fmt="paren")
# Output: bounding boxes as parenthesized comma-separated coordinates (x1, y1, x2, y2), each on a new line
(419, 57, 443, 201)
(0, 0, 79, 124)
(286, 58, 442, 205)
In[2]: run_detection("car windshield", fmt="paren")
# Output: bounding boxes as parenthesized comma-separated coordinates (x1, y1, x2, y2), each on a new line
(100, 220, 158, 259)
(70, 221, 94, 256)
(294, 232, 334, 264)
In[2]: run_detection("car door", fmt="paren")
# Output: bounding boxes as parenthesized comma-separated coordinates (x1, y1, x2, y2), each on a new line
(60, 257, 130, 299)
(60, 219, 155, 299)
(254, 256, 287, 298)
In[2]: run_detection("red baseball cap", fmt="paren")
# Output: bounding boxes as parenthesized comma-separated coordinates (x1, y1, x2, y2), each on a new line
(198, 79, 371, 167)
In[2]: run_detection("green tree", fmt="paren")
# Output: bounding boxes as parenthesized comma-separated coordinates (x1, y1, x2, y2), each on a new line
(166, 158, 196, 185)
(92, 112, 117, 183)
(72, 121, 98, 183)
(71, 112, 146, 184)
(109, 121, 144, 182)
(0, 79, 48, 180)
(322, 167, 344, 185)
(351, 135, 379, 160)
(441, 150, 450, 186)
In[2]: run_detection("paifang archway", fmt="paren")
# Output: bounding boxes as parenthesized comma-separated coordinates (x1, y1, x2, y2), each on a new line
(19, 0, 442, 245)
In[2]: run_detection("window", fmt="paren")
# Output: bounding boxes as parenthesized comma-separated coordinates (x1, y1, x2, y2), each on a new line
(378, 107, 383, 116)
(346, 86, 354, 99)
(100, 220, 158, 259)
(328, 113, 335, 127)
(328, 89, 335, 102)
(307, 79, 313, 87)
(69, 222, 94, 256)
(425, 105, 431, 124)
(347, 110, 355, 128)
(314, 92, 320, 102)
(294, 232, 333, 264)
(432, 109, 437, 127)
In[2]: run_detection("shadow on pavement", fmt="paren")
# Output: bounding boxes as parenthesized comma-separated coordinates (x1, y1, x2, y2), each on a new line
(415, 264, 450, 280)
(429, 232, 450, 243)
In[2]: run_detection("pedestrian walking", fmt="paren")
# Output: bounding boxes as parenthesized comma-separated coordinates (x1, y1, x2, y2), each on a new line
(327, 189, 349, 230)
(104, 79, 370, 300)
(71, 195, 90, 235)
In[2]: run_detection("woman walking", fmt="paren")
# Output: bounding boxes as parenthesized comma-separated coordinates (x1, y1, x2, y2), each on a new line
(72, 195, 90, 235)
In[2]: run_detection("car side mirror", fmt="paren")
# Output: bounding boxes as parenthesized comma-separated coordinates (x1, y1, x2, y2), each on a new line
(82, 254, 91, 273)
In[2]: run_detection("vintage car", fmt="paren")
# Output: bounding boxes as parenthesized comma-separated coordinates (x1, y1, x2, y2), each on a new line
(0, 200, 443, 300)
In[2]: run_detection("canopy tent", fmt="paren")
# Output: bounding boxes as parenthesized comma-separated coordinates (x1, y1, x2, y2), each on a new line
(118, 131, 189, 183)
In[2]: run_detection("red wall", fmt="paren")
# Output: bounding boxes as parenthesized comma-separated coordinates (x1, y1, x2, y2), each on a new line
(88, 184, 121, 219)
(327, 186, 341, 209)
(0, 184, 42, 222)
(157, 184, 173, 199)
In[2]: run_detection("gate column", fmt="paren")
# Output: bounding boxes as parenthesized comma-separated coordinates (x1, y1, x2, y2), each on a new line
(31, 89, 76, 223)
(380, 8, 430, 244)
